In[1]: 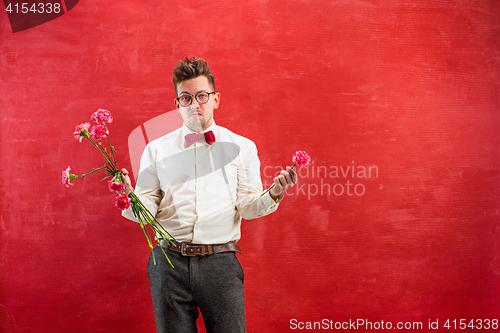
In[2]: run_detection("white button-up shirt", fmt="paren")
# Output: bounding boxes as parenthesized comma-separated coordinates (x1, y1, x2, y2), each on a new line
(122, 122, 280, 244)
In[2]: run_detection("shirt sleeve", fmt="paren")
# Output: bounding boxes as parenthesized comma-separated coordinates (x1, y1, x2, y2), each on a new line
(121, 143, 163, 223)
(235, 140, 281, 220)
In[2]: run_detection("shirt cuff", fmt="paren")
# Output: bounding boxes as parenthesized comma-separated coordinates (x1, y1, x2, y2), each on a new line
(262, 190, 283, 208)
(121, 205, 138, 222)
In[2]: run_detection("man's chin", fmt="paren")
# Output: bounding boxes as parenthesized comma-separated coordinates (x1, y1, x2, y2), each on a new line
(186, 119, 204, 132)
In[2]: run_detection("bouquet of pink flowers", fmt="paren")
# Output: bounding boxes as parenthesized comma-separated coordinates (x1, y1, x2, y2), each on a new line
(62, 109, 176, 266)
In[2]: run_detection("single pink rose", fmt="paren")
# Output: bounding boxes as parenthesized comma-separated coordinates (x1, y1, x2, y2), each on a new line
(62, 166, 73, 187)
(91, 109, 113, 125)
(115, 193, 131, 210)
(73, 122, 91, 142)
(108, 180, 125, 193)
(292, 151, 311, 167)
(89, 125, 108, 141)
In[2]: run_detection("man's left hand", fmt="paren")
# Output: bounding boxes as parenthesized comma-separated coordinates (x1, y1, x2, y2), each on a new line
(269, 166, 297, 201)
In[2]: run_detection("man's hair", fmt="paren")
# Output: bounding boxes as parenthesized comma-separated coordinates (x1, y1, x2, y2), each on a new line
(172, 57, 215, 95)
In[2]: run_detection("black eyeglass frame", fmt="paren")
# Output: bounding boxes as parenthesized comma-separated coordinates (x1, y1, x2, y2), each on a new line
(176, 92, 216, 107)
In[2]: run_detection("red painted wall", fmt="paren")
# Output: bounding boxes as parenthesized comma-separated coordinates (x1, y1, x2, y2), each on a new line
(1, 0, 499, 332)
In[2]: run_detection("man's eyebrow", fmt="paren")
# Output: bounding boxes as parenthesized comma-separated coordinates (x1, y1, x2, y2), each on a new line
(179, 90, 208, 95)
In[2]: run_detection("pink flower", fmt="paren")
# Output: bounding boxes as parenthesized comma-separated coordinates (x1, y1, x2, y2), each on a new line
(62, 166, 74, 187)
(73, 122, 91, 142)
(115, 193, 131, 210)
(91, 109, 113, 125)
(108, 180, 125, 193)
(89, 125, 108, 141)
(292, 151, 311, 167)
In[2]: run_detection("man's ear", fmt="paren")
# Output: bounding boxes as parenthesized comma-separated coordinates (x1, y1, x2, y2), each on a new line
(214, 92, 221, 109)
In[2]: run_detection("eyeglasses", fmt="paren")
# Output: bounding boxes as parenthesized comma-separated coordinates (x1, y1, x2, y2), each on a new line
(176, 92, 215, 107)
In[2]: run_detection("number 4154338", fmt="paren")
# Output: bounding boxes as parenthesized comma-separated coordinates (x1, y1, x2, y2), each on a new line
(444, 319, 498, 330)
(5, 3, 62, 14)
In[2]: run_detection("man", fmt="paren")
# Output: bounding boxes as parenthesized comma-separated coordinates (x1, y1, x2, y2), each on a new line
(120, 57, 297, 333)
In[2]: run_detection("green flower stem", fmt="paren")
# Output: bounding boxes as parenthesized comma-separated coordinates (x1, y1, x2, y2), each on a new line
(104, 124, 118, 167)
(85, 137, 116, 172)
(73, 165, 107, 180)
(84, 135, 120, 179)
(260, 163, 296, 197)
(136, 201, 176, 241)
(98, 141, 118, 173)
(129, 192, 176, 267)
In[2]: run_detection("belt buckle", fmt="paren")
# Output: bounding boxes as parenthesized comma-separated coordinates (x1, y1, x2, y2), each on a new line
(181, 243, 196, 256)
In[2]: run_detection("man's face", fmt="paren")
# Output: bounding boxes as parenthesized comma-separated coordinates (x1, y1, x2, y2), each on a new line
(175, 76, 220, 133)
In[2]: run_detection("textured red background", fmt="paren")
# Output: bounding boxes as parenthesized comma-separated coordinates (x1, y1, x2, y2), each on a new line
(1, 1, 499, 332)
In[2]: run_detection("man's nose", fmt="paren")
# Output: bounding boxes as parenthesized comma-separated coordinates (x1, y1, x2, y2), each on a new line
(191, 97, 201, 108)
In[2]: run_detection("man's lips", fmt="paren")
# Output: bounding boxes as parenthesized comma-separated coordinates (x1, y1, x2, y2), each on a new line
(189, 112, 202, 117)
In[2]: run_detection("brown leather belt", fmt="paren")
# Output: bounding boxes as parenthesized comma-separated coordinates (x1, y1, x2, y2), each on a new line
(159, 240, 242, 256)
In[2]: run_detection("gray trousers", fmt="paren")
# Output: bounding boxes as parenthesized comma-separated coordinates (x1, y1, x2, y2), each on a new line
(147, 245, 246, 333)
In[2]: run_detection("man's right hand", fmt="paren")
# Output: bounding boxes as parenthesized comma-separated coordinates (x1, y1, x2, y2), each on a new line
(121, 168, 134, 196)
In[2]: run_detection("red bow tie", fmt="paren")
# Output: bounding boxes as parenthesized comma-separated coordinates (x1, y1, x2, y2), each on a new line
(185, 131, 216, 147)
